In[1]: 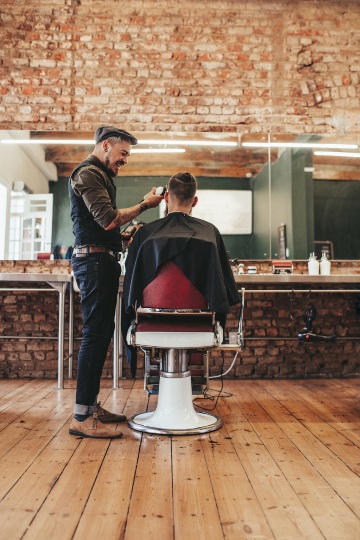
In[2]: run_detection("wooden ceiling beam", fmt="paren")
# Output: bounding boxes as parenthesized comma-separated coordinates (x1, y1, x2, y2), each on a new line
(30, 131, 360, 182)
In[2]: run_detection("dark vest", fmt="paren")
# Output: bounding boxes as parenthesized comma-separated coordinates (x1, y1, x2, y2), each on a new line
(69, 155, 122, 251)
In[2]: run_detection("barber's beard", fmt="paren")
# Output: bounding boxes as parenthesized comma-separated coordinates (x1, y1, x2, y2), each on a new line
(104, 155, 116, 177)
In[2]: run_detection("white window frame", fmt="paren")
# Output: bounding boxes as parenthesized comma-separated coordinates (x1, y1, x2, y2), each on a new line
(9, 193, 53, 260)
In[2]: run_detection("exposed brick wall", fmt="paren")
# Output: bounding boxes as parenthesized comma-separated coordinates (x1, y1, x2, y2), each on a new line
(0, 260, 72, 379)
(1, 260, 360, 380)
(0, 0, 359, 134)
(219, 285, 360, 379)
(1, 1, 360, 380)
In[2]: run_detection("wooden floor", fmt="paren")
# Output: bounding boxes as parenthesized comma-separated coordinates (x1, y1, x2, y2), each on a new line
(0, 378, 360, 540)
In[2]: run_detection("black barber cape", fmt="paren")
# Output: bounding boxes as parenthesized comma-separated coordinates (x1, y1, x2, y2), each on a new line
(121, 212, 241, 377)
(123, 212, 240, 314)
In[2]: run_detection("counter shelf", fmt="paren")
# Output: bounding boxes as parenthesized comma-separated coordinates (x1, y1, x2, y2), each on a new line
(2, 273, 359, 386)
(0, 273, 73, 389)
(234, 273, 360, 285)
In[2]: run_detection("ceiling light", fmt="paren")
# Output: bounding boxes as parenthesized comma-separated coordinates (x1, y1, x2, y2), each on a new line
(1, 139, 94, 145)
(137, 140, 237, 147)
(0, 139, 184, 153)
(314, 151, 360, 158)
(132, 148, 185, 154)
(242, 142, 358, 149)
(1, 139, 237, 147)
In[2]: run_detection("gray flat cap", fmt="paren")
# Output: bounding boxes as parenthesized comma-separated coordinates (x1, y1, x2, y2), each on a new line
(95, 126, 138, 145)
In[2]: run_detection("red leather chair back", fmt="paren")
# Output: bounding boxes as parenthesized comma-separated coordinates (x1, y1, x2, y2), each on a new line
(142, 261, 208, 309)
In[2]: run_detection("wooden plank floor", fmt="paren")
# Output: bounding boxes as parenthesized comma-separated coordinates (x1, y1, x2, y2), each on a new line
(0, 377, 360, 540)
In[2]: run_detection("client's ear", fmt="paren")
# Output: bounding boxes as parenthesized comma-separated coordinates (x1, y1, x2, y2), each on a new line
(191, 195, 198, 208)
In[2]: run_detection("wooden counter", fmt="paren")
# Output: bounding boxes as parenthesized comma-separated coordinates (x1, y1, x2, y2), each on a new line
(234, 273, 360, 285)
(1, 261, 360, 381)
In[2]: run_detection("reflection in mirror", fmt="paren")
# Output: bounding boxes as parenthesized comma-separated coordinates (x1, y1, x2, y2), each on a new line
(267, 134, 360, 260)
(0, 130, 359, 260)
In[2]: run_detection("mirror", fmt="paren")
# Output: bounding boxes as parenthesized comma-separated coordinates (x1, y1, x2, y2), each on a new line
(1, 130, 359, 260)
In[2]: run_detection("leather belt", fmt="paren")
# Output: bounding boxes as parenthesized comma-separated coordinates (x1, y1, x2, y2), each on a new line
(73, 246, 120, 260)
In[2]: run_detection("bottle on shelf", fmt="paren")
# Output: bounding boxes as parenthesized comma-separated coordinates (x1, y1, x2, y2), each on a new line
(237, 263, 245, 275)
(320, 251, 331, 275)
(308, 252, 320, 275)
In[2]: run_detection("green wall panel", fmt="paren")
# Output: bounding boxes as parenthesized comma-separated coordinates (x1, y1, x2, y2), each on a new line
(50, 175, 253, 259)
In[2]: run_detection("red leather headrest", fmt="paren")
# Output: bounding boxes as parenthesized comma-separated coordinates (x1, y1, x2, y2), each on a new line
(142, 261, 208, 309)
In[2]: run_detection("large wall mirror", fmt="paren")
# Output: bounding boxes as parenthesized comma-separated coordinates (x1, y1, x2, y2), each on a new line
(1, 130, 359, 260)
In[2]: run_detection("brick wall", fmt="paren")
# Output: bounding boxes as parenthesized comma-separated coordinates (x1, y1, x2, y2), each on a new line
(0, 0, 359, 135)
(1, 260, 360, 380)
(220, 285, 360, 379)
(1, 1, 360, 380)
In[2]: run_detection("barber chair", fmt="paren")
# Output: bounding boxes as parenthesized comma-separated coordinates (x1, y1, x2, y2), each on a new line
(126, 261, 224, 435)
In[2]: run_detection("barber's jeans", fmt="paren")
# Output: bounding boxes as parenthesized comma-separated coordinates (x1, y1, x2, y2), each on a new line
(72, 253, 121, 414)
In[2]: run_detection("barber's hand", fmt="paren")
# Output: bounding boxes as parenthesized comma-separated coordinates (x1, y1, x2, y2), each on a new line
(121, 231, 134, 251)
(142, 187, 164, 208)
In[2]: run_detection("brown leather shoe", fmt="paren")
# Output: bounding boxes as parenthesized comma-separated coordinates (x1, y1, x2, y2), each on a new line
(95, 402, 127, 423)
(69, 414, 123, 439)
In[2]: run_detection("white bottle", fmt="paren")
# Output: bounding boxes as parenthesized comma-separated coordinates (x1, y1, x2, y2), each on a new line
(308, 253, 319, 275)
(320, 251, 331, 276)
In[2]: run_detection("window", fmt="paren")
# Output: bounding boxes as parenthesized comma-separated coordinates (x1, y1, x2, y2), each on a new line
(9, 193, 53, 260)
(0, 182, 7, 259)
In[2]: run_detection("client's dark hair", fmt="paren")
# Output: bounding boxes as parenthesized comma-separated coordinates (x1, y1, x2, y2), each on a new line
(168, 172, 197, 201)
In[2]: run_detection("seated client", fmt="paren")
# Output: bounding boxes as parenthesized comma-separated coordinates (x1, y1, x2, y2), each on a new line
(121, 171, 241, 367)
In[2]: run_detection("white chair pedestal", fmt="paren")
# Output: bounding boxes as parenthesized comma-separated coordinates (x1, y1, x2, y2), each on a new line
(128, 370, 222, 435)
(128, 348, 222, 435)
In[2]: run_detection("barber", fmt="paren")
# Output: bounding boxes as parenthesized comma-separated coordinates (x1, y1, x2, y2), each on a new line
(68, 126, 163, 439)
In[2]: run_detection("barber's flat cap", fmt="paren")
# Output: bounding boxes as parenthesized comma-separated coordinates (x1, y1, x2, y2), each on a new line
(95, 126, 138, 145)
